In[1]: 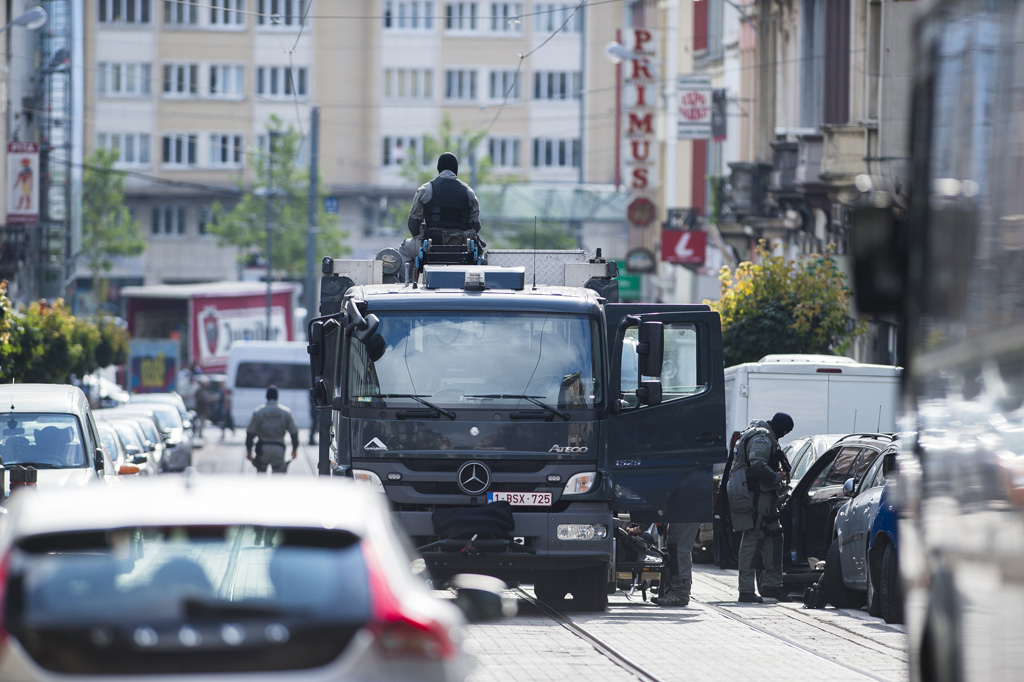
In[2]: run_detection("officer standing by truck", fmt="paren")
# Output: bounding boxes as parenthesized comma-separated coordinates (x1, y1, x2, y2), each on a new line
(729, 412, 793, 603)
(652, 522, 700, 607)
(245, 385, 300, 475)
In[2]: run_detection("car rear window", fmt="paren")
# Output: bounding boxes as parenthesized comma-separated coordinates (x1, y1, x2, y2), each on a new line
(235, 362, 310, 390)
(5, 525, 371, 674)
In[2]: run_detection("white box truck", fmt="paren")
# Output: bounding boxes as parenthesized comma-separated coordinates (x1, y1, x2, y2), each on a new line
(724, 354, 902, 451)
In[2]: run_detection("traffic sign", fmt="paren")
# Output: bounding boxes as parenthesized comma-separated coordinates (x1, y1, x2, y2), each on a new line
(661, 229, 707, 265)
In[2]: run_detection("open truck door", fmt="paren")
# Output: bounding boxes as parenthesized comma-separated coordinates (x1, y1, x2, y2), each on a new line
(605, 305, 726, 524)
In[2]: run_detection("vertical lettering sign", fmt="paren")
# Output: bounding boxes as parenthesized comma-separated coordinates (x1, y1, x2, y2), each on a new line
(7, 142, 40, 225)
(623, 28, 659, 228)
(677, 75, 713, 140)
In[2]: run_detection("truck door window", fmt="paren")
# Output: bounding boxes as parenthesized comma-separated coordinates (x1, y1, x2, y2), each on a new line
(620, 323, 703, 405)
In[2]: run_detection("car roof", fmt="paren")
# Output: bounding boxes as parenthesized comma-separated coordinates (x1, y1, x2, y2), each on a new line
(2, 475, 384, 538)
(0, 384, 90, 414)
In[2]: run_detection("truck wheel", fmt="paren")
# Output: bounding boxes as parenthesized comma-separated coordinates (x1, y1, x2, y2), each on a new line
(824, 539, 863, 609)
(533, 578, 568, 607)
(880, 544, 903, 624)
(571, 566, 609, 612)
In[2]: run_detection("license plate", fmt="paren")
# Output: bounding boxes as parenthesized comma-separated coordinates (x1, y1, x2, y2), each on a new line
(487, 491, 552, 506)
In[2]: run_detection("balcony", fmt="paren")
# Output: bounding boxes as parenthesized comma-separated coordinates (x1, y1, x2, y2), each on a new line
(819, 123, 876, 188)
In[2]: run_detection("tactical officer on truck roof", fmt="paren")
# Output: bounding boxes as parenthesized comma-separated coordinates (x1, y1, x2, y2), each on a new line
(728, 412, 794, 603)
(407, 152, 482, 244)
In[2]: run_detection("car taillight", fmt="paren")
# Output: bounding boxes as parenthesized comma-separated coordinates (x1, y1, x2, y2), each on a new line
(362, 540, 456, 661)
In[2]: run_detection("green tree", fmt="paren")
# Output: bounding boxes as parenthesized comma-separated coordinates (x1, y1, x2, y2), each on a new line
(0, 281, 17, 380)
(81, 148, 146, 305)
(210, 116, 349, 280)
(706, 242, 866, 366)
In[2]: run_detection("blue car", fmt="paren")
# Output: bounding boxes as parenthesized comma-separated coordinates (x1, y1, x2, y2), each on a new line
(825, 439, 903, 623)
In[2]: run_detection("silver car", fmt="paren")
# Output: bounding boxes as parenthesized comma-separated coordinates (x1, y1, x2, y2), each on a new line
(0, 475, 509, 681)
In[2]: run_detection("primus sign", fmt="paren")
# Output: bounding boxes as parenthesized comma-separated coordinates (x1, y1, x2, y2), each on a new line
(622, 28, 659, 228)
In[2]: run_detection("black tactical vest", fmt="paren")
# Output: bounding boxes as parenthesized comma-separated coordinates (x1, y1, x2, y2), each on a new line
(423, 175, 471, 230)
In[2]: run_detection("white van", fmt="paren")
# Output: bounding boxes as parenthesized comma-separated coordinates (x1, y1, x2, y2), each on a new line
(724, 354, 902, 451)
(226, 341, 312, 431)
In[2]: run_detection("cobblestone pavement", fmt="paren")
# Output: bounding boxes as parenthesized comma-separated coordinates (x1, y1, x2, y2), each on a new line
(463, 566, 907, 682)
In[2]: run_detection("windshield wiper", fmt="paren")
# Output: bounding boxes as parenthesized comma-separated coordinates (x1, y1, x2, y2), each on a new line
(368, 394, 456, 420)
(7, 462, 58, 469)
(466, 395, 570, 421)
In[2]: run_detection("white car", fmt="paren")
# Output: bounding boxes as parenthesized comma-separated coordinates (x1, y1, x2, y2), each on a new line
(0, 384, 119, 494)
(0, 475, 511, 681)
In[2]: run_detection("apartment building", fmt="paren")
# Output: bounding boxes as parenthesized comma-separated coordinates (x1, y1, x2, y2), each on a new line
(73, 1, 669, 312)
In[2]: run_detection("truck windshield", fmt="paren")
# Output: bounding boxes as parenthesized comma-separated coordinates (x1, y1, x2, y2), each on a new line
(347, 312, 602, 410)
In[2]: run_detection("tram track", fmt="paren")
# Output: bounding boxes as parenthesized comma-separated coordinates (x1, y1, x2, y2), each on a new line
(513, 579, 903, 682)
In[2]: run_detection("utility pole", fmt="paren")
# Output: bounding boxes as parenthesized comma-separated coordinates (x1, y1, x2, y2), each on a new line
(305, 107, 320, 329)
(265, 132, 277, 341)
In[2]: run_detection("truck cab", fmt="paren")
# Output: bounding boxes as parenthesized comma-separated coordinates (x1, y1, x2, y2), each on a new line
(309, 250, 726, 609)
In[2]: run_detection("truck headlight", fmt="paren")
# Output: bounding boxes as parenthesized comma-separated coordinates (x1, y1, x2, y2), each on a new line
(562, 472, 598, 495)
(352, 470, 385, 493)
(556, 524, 607, 540)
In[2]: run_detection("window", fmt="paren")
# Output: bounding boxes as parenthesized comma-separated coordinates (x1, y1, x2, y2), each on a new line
(383, 1, 435, 29)
(163, 63, 199, 96)
(531, 137, 580, 168)
(813, 446, 865, 488)
(257, 0, 308, 27)
(489, 3, 522, 32)
(98, 0, 152, 24)
(161, 133, 198, 167)
(445, 69, 477, 101)
(533, 70, 581, 100)
(210, 64, 245, 97)
(210, 0, 245, 25)
(534, 3, 582, 33)
(97, 132, 152, 166)
(488, 137, 520, 168)
(97, 62, 152, 96)
(383, 68, 433, 100)
(488, 70, 520, 100)
(198, 205, 213, 235)
(163, 0, 197, 25)
(210, 134, 244, 168)
(445, 2, 477, 30)
(381, 136, 423, 167)
(256, 66, 309, 97)
(151, 204, 189, 236)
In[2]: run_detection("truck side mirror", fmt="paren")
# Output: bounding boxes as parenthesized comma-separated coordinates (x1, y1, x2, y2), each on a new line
(637, 321, 664, 377)
(636, 379, 662, 406)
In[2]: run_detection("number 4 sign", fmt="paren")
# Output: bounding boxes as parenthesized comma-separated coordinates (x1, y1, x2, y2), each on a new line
(661, 229, 707, 265)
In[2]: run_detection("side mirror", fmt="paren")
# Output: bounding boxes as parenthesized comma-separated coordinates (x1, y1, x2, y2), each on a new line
(636, 379, 663, 406)
(450, 574, 516, 623)
(637, 321, 664, 377)
(882, 451, 898, 477)
(842, 477, 857, 497)
(131, 454, 149, 465)
(118, 463, 141, 475)
(94, 448, 106, 474)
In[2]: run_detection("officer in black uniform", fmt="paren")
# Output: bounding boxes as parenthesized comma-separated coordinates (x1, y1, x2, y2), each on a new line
(407, 152, 482, 244)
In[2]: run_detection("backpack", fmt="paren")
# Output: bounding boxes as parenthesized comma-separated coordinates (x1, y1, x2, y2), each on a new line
(725, 428, 764, 516)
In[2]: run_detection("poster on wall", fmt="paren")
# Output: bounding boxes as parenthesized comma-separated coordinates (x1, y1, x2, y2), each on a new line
(128, 339, 180, 394)
(7, 142, 39, 225)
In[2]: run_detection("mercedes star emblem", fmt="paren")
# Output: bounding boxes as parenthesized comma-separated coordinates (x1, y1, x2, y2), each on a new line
(457, 461, 491, 495)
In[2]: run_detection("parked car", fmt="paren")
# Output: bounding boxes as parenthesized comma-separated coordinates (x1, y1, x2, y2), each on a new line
(117, 403, 192, 471)
(0, 384, 117, 495)
(0, 475, 511, 680)
(129, 392, 195, 434)
(784, 433, 845, 487)
(778, 432, 897, 590)
(825, 438, 904, 622)
(96, 421, 146, 477)
(95, 415, 160, 476)
(97, 409, 166, 473)
(79, 374, 130, 408)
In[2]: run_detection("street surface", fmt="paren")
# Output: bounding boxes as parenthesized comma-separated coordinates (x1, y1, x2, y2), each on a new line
(193, 424, 908, 682)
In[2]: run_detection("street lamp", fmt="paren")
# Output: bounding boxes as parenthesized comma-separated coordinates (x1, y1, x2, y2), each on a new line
(1, 6, 47, 33)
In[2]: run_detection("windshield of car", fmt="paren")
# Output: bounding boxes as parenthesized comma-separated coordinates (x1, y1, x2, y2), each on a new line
(347, 311, 602, 410)
(0, 413, 87, 469)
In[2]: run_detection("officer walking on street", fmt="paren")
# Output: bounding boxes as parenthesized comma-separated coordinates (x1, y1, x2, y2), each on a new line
(246, 385, 300, 474)
(729, 412, 794, 603)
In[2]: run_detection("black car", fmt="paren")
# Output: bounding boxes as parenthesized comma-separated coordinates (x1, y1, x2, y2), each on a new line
(714, 432, 895, 590)
(779, 433, 896, 589)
